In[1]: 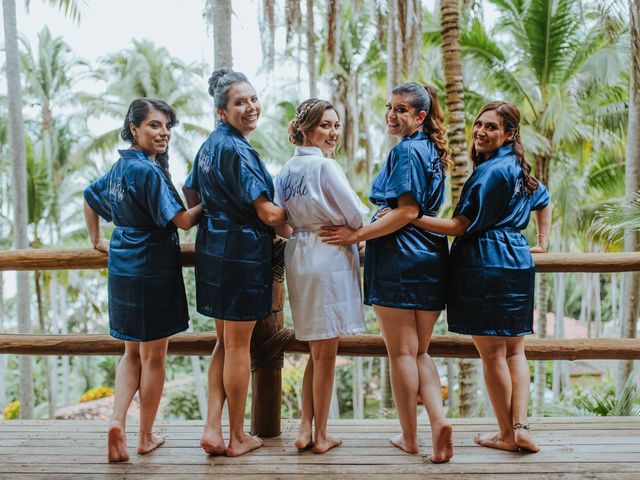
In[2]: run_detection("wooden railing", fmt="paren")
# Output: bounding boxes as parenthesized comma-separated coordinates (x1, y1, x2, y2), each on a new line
(1, 245, 640, 436)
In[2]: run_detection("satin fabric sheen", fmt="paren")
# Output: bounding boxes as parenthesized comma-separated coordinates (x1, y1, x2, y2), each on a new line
(186, 122, 274, 320)
(83, 149, 189, 341)
(447, 145, 550, 336)
(364, 130, 449, 310)
(275, 146, 368, 340)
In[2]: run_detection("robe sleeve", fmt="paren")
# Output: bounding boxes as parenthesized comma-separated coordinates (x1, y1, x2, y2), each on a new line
(83, 173, 113, 222)
(455, 166, 513, 235)
(273, 171, 284, 208)
(321, 160, 369, 229)
(530, 181, 550, 210)
(184, 146, 205, 191)
(384, 142, 425, 217)
(217, 147, 273, 209)
(142, 168, 185, 229)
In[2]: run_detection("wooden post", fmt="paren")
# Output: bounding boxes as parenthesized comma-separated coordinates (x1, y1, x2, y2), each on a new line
(250, 279, 285, 437)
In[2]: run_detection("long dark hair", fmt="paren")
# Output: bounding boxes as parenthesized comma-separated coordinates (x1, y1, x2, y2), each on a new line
(390, 82, 452, 171)
(121, 98, 178, 174)
(470, 101, 538, 194)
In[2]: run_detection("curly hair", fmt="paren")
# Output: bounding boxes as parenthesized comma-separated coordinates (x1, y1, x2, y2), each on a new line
(287, 98, 338, 146)
(120, 98, 178, 175)
(390, 82, 452, 171)
(470, 101, 539, 195)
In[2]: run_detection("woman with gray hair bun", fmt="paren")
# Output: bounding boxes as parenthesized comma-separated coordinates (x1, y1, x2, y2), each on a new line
(183, 68, 288, 457)
(274, 98, 368, 453)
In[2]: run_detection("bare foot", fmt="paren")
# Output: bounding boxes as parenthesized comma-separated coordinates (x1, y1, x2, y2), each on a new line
(473, 432, 519, 452)
(137, 432, 165, 455)
(312, 434, 342, 454)
(429, 420, 453, 463)
(226, 434, 263, 457)
(295, 423, 314, 450)
(107, 421, 129, 463)
(514, 428, 540, 453)
(200, 428, 226, 456)
(390, 433, 419, 454)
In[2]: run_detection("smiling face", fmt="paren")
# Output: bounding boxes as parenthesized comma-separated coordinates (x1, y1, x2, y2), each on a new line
(130, 108, 172, 160)
(217, 82, 261, 138)
(303, 108, 341, 155)
(472, 109, 513, 155)
(385, 93, 427, 138)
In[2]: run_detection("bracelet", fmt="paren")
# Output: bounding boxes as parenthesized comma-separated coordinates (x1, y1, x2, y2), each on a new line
(536, 233, 546, 237)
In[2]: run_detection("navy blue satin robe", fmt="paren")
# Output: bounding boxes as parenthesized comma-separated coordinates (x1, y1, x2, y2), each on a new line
(84, 149, 189, 341)
(186, 122, 274, 320)
(364, 130, 448, 310)
(447, 145, 550, 336)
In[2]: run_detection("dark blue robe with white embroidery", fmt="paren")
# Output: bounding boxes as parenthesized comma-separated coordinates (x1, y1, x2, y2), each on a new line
(447, 145, 550, 336)
(84, 149, 189, 341)
(364, 130, 449, 310)
(185, 122, 274, 320)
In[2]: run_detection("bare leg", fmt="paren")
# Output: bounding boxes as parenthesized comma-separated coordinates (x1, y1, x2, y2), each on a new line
(376, 305, 420, 454)
(223, 320, 263, 457)
(137, 337, 169, 455)
(201, 319, 227, 455)
(309, 338, 341, 454)
(506, 337, 539, 452)
(415, 311, 453, 463)
(108, 341, 141, 463)
(472, 336, 519, 451)
(295, 356, 314, 450)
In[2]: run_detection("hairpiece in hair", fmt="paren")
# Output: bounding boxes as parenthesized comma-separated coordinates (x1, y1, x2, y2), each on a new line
(295, 101, 317, 122)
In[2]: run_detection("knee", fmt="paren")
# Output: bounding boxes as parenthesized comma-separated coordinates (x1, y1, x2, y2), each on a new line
(122, 351, 141, 367)
(311, 350, 336, 366)
(140, 350, 167, 368)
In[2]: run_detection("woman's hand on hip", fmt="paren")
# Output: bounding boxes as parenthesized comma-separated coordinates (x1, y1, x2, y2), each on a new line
(319, 226, 359, 245)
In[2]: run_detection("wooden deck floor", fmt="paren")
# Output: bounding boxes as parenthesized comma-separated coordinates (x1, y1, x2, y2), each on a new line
(0, 417, 638, 479)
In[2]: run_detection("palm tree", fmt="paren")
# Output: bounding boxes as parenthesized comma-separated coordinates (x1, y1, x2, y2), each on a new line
(81, 40, 209, 166)
(619, 0, 640, 394)
(204, 0, 232, 69)
(2, 0, 84, 420)
(439, 0, 478, 417)
(306, 0, 317, 97)
(20, 26, 88, 239)
(4, 0, 34, 419)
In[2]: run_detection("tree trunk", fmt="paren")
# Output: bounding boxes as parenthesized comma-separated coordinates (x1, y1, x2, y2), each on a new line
(208, 0, 232, 69)
(440, 0, 469, 207)
(593, 272, 602, 338)
(618, 0, 640, 395)
(3, 0, 34, 419)
(440, 0, 476, 417)
(352, 357, 364, 419)
(552, 230, 566, 400)
(34, 271, 55, 419)
(533, 272, 549, 414)
(306, 0, 317, 98)
(0, 271, 6, 408)
(445, 358, 457, 414)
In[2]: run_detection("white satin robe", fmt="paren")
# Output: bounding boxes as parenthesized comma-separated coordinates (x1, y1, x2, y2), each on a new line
(275, 146, 369, 340)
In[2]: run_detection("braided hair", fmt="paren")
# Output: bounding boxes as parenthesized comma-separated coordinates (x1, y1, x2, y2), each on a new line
(121, 98, 178, 175)
(470, 101, 538, 195)
(288, 98, 337, 146)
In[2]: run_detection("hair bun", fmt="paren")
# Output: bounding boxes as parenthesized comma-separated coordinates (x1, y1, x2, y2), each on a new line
(208, 68, 232, 96)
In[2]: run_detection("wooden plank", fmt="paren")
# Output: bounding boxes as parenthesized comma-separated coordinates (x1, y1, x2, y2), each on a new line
(2, 247, 640, 273)
(1, 462, 640, 475)
(1, 333, 639, 360)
